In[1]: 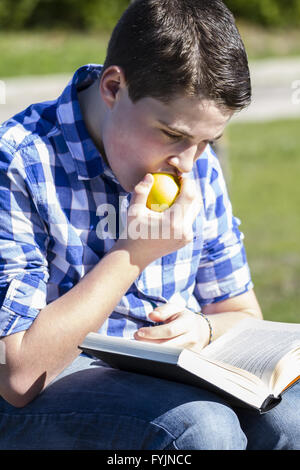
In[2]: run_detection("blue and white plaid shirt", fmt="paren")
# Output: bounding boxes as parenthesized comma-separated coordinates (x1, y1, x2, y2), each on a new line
(0, 64, 253, 338)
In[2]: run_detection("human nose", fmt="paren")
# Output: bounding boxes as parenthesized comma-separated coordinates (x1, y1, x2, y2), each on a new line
(168, 143, 205, 174)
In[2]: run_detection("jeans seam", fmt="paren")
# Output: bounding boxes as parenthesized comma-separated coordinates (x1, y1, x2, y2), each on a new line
(0, 410, 156, 420)
(151, 421, 180, 450)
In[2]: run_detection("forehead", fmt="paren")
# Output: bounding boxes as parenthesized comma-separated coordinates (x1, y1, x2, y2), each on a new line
(134, 93, 233, 137)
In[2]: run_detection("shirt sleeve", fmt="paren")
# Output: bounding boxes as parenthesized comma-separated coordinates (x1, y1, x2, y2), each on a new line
(0, 142, 49, 337)
(193, 147, 254, 306)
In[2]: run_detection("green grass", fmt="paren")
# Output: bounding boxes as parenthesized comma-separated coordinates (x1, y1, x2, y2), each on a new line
(226, 119, 300, 323)
(0, 30, 110, 77)
(0, 24, 300, 77)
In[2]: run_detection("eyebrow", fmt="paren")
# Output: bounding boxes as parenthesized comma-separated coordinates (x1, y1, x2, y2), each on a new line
(158, 120, 224, 141)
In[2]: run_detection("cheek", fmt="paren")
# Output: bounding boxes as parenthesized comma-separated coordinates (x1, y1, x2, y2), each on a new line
(101, 118, 133, 165)
(134, 130, 169, 164)
(105, 118, 138, 156)
(102, 116, 167, 173)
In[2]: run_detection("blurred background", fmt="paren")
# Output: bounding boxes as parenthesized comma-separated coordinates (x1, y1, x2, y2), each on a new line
(0, 0, 299, 322)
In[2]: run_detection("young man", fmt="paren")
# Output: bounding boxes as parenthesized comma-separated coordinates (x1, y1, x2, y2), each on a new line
(0, 0, 299, 450)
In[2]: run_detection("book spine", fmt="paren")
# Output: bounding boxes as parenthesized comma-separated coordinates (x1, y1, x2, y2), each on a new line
(260, 395, 282, 414)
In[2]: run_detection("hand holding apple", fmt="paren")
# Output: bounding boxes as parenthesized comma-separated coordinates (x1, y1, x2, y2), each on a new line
(116, 172, 202, 266)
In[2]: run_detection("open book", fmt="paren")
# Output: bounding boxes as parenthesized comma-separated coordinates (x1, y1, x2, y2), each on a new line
(79, 318, 300, 413)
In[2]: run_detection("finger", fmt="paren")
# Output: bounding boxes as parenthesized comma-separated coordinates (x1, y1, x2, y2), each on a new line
(175, 175, 197, 206)
(130, 173, 154, 207)
(135, 314, 190, 341)
(135, 331, 198, 350)
(184, 190, 203, 225)
(158, 332, 198, 349)
(149, 303, 184, 322)
(171, 178, 203, 237)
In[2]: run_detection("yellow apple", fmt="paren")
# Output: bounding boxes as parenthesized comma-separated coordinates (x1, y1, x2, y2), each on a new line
(146, 173, 181, 212)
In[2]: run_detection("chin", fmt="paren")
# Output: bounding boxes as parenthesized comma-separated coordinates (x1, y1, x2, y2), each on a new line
(124, 183, 134, 193)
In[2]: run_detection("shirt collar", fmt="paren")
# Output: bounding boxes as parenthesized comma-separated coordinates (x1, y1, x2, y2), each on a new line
(56, 64, 119, 183)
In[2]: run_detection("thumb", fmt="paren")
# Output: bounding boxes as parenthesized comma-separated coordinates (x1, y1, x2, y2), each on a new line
(130, 173, 154, 207)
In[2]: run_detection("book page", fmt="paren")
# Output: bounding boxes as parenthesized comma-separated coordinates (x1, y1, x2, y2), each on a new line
(200, 318, 300, 386)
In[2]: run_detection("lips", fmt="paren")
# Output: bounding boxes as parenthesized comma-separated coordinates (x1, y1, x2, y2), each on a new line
(156, 169, 182, 178)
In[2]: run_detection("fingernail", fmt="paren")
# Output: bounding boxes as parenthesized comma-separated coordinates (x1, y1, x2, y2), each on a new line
(143, 173, 152, 184)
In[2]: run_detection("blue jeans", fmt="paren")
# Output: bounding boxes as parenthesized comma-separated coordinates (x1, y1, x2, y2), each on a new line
(0, 354, 299, 450)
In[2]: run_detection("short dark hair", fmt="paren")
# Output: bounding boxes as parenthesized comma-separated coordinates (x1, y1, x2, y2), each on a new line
(102, 0, 251, 111)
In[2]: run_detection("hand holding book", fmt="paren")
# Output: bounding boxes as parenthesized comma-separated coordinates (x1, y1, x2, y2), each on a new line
(134, 304, 212, 352)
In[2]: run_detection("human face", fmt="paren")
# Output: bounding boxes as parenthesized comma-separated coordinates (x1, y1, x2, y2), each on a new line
(101, 87, 233, 193)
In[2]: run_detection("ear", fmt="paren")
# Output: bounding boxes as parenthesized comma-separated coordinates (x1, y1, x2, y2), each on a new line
(99, 65, 127, 109)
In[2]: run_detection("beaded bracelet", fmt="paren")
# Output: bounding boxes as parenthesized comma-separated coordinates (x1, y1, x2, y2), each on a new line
(198, 313, 213, 345)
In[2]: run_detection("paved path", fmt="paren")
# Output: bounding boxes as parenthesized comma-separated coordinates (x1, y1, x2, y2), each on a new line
(232, 57, 300, 122)
(0, 57, 299, 124)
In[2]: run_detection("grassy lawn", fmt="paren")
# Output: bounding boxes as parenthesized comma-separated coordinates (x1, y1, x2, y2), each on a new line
(0, 30, 110, 77)
(0, 24, 300, 77)
(226, 119, 300, 323)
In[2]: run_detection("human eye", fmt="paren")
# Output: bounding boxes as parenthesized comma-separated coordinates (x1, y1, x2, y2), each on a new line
(161, 129, 182, 141)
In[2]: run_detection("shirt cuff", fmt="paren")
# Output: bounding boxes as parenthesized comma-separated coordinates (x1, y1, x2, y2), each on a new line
(0, 272, 48, 336)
